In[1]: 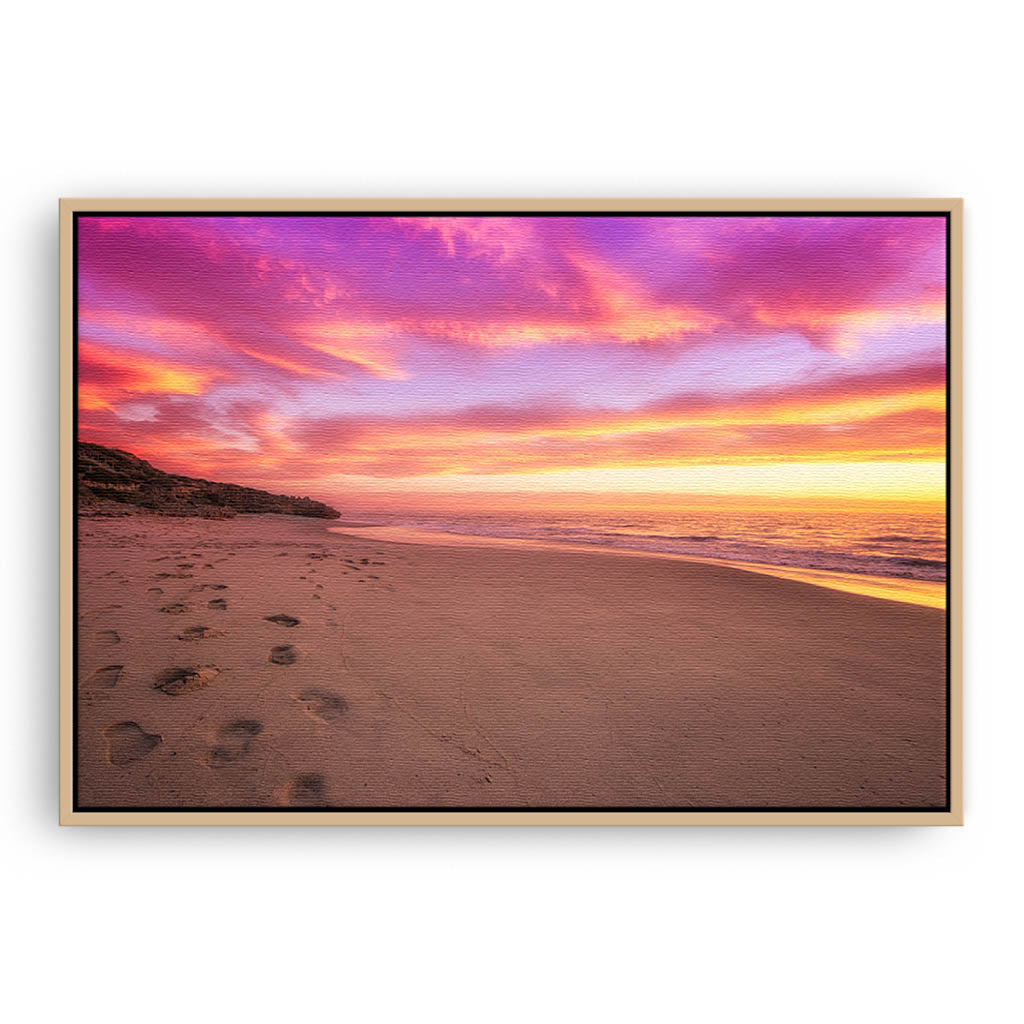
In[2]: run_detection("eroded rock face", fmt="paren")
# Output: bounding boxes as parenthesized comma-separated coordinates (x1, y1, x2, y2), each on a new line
(77, 441, 341, 519)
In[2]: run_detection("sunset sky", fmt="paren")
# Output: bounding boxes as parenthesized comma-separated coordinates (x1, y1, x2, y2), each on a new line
(77, 214, 947, 507)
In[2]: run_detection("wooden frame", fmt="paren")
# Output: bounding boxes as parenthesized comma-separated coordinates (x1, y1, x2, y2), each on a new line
(59, 198, 963, 825)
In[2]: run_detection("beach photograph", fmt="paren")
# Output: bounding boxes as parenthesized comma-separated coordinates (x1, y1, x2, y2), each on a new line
(71, 210, 950, 812)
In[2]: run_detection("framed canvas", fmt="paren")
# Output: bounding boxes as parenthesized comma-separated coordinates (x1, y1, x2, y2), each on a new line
(59, 199, 963, 825)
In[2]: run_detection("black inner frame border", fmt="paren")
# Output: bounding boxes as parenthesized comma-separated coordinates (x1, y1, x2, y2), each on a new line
(72, 209, 953, 815)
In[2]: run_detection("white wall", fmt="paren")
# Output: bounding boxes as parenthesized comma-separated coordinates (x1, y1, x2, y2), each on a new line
(3, 2, 1019, 1021)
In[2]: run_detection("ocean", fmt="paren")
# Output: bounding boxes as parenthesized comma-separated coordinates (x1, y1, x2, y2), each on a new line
(341, 501, 947, 585)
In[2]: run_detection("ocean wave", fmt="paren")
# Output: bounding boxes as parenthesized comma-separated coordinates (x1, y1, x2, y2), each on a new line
(369, 511, 947, 583)
(890, 556, 947, 570)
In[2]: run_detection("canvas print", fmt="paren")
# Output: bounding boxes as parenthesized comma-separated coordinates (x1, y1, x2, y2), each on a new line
(68, 208, 954, 817)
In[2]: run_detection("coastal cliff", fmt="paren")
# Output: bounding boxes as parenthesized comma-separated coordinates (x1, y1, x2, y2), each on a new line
(77, 442, 341, 519)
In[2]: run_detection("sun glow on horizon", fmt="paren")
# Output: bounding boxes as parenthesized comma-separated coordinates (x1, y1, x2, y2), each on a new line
(318, 460, 945, 506)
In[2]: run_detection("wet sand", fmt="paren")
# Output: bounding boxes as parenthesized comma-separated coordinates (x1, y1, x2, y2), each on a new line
(76, 514, 947, 809)
(333, 525, 947, 609)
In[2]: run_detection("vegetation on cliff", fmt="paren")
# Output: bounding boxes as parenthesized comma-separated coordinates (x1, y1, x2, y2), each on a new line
(77, 442, 341, 519)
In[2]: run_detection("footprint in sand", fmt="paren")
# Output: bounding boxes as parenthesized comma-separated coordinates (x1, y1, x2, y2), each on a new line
(82, 604, 124, 618)
(208, 719, 263, 766)
(264, 614, 300, 627)
(154, 665, 221, 696)
(104, 722, 161, 765)
(155, 571, 193, 579)
(208, 598, 228, 610)
(293, 689, 348, 724)
(177, 625, 224, 641)
(159, 603, 189, 615)
(93, 629, 120, 646)
(268, 645, 298, 665)
(281, 773, 329, 807)
(147, 587, 164, 595)
(192, 583, 228, 592)
(86, 664, 123, 688)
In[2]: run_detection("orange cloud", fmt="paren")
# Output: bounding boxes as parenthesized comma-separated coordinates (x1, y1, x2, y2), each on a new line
(234, 345, 345, 379)
(296, 324, 410, 380)
(79, 339, 215, 397)
(753, 300, 947, 355)
(278, 362, 947, 482)
(399, 249, 717, 348)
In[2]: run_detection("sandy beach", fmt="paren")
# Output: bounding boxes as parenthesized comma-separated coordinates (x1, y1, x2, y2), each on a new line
(76, 513, 947, 809)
